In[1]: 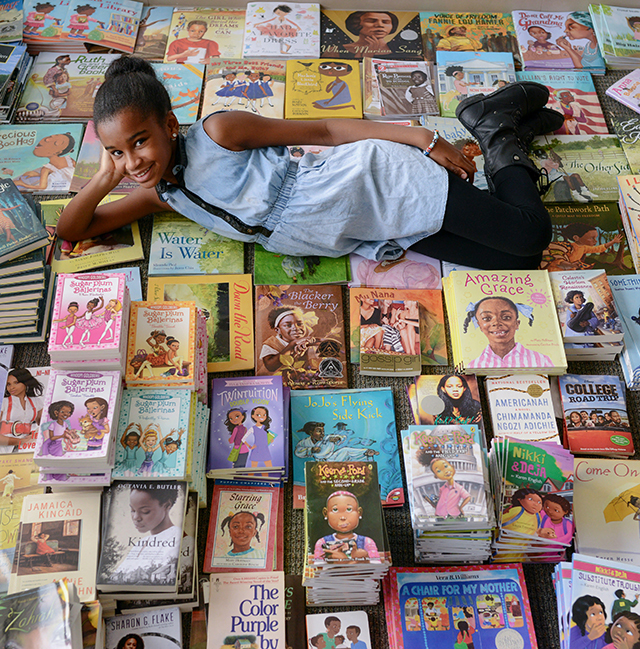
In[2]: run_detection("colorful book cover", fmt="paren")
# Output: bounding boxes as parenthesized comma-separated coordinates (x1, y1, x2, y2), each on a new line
(92, 266, 142, 301)
(485, 374, 560, 443)
(22, 0, 69, 45)
(349, 249, 441, 289)
(202, 59, 286, 119)
(517, 69, 608, 135)
(435, 51, 516, 118)
(291, 387, 403, 508)
(610, 274, 640, 387)
(48, 273, 127, 357)
(126, 301, 197, 386)
(206, 571, 286, 649)
(254, 244, 349, 285)
(203, 480, 279, 572)
(349, 286, 447, 366)
(606, 68, 640, 113)
(443, 269, 567, 374)
(512, 10, 605, 72)
(531, 135, 631, 203)
(33, 369, 121, 467)
(255, 284, 348, 390)
(60, 0, 142, 54)
(320, 10, 423, 59)
(558, 374, 633, 456)
(540, 202, 633, 275)
(0, 365, 50, 455)
(305, 461, 390, 567)
(105, 606, 182, 648)
(573, 458, 640, 565)
(549, 269, 623, 342)
(113, 389, 192, 479)
(146, 274, 254, 373)
(9, 490, 101, 601)
(0, 1, 23, 43)
(612, 114, 640, 174)
(165, 7, 245, 63)
(133, 5, 173, 60)
(385, 565, 537, 649)
(207, 375, 285, 474)
(306, 611, 372, 648)
(151, 62, 204, 125)
(411, 374, 483, 426)
(0, 124, 84, 194)
(97, 480, 188, 592)
(16, 53, 118, 123)
(243, 2, 320, 58)
(285, 58, 362, 119)
(591, 4, 640, 62)
(420, 12, 521, 66)
(0, 179, 48, 265)
(149, 212, 244, 276)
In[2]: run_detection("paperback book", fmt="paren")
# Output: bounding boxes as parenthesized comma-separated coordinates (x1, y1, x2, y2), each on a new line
(306, 610, 372, 649)
(611, 114, 640, 174)
(202, 59, 286, 119)
(165, 7, 245, 63)
(349, 249, 441, 290)
(0, 2, 23, 43)
(255, 284, 348, 389)
(558, 374, 633, 456)
(290, 387, 404, 507)
(320, 10, 423, 59)
(610, 274, 640, 389)
(590, 4, 640, 68)
(409, 374, 483, 426)
(146, 274, 254, 373)
(97, 480, 188, 592)
(606, 68, 640, 114)
(105, 606, 182, 649)
(133, 5, 173, 61)
(243, 2, 320, 58)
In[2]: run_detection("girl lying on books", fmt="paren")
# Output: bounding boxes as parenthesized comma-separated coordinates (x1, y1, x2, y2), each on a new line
(57, 56, 565, 271)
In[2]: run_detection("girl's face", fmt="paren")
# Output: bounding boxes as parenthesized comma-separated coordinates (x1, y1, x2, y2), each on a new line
(252, 408, 267, 424)
(476, 299, 519, 347)
(169, 341, 180, 351)
(166, 442, 178, 454)
(528, 26, 549, 41)
(585, 604, 605, 632)
(358, 12, 394, 39)
(33, 133, 70, 158)
(55, 405, 73, 422)
(443, 376, 466, 400)
(249, 72, 259, 81)
(126, 434, 138, 449)
(6, 375, 26, 397)
(86, 401, 104, 419)
(543, 499, 565, 522)
(325, 494, 361, 533)
(228, 513, 257, 549)
(572, 293, 585, 307)
(229, 410, 245, 425)
(68, 304, 78, 313)
(570, 412, 582, 425)
(225, 73, 235, 81)
(108, 299, 117, 308)
(431, 459, 455, 481)
(98, 108, 178, 189)
(610, 615, 640, 649)
(187, 23, 207, 40)
(130, 490, 170, 533)
(143, 434, 157, 449)
(573, 229, 598, 246)
(453, 71, 464, 80)
(87, 299, 97, 310)
(275, 313, 305, 341)
(318, 62, 351, 78)
(564, 18, 592, 40)
(519, 492, 542, 514)
(124, 639, 138, 649)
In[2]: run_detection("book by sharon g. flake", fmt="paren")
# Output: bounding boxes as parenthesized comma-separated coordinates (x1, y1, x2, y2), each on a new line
(291, 387, 403, 508)
(558, 374, 633, 456)
(105, 606, 182, 649)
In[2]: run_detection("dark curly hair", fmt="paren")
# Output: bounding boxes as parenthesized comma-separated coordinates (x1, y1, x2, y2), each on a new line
(344, 11, 398, 36)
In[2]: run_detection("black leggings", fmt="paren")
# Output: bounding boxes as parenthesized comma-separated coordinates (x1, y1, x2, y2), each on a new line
(410, 166, 552, 270)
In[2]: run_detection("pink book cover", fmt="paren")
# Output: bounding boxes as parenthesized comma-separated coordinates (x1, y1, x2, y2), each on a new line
(33, 369, 121, 465)
(606, 69, 640, 115)
(48, 273, 127, 356)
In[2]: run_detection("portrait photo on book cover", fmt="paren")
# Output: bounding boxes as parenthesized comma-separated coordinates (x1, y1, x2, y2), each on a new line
(413, 374, 482, 426)
(16, 520, 82, 576)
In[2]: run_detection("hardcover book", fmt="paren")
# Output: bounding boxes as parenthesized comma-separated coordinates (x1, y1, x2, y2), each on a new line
(284, 59, 362, 119)
(146, 274, 254, 373)
(105, 606, 182, 649)
(206, 571, 286, 649)
(612, 114, 640, 174)
(320, 10, 423, 59)
(255, 284, 348, 389)
(243, 2, 320, 58)
(165, 7, 245, 63)
(204, 480, 280, 573)
(0, 123, 84, 194)
(420, 12, 521, 67)
(133, 5, 173, 61)
(97, 480, 188, 592)
(9, 490, 101, 601)
(22, 0, 69, 48)
(290, 387, 404, 508)
(558, 374, 633, 456)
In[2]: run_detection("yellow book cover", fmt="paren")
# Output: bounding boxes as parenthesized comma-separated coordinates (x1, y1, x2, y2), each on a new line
(147, 274, 254, 372)
(126, 301, 197, 388)
(285, 59, 362, 119)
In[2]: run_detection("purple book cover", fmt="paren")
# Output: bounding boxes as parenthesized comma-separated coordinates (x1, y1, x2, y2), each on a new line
(207, 375, 284, 473)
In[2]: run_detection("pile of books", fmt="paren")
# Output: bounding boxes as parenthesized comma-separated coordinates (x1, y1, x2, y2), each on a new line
(401, 422, 494, 564)
(303, 461, 391, 606)
(610, 274, 640, 389)
(0, 44, 31, 123)
(590, 3, 640, 69)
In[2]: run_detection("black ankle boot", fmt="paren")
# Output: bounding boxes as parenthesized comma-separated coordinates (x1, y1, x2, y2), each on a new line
(455, 82, 551, 192)
(517, 108, 565, 149)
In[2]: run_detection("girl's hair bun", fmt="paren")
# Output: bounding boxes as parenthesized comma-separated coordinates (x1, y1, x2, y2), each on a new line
(105, 55, 157, 81)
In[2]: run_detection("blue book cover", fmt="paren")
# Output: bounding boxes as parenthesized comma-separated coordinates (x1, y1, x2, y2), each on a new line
(151, 62, 204, 125)
(0, 2, 23, 43)
(290, 387, 404, 507)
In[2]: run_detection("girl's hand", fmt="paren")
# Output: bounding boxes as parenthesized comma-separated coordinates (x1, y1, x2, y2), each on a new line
(98, 146, 124, 190)
(555, 36, 570, 51)
(429, 138, 476, 182)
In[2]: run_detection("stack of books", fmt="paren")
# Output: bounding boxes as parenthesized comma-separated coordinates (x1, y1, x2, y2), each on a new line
(0, 44, 31, 123)
(610, 274, 640, 389)
(590, 3, 640, 69)
(558, 374, 634, 457)
(303, 461, 391, 606)
(401, 423, 494, 564)
(207, 375, 289, 483)
(48, 272, 131, 372)
(490, 438, 575, 562)
(618, 175, 640, 271)
(549, 269, 624, 361)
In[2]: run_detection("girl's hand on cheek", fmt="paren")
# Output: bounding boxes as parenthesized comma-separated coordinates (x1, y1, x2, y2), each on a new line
(98, 146, 124, 189)
(429, 138, 476, 182)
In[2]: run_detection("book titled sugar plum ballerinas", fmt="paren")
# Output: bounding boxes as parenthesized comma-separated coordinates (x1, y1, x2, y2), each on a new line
(48, 273, 129, 359)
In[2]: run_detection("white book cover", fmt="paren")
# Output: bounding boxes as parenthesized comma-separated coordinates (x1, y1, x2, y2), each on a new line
(606, 68, 640, 114)
(306, 610, 372, 649)
(207, 571, 285, 648)
(105, 606, 182, 648)
(9, 490, 102, 602)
